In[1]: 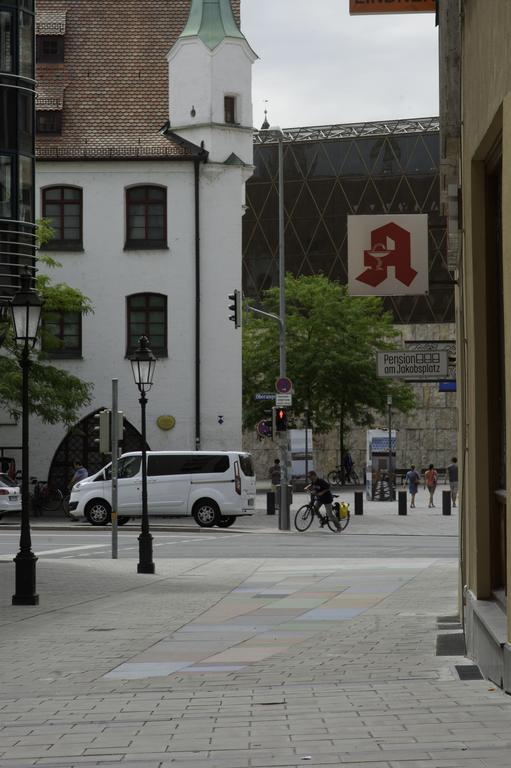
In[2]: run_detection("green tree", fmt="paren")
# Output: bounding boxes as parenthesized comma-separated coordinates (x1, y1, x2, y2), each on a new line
(0, 221, 93, 424)
(243, 275, 414, 437)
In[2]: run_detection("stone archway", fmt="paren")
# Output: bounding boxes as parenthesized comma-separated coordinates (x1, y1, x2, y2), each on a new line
(48, 409, 148, 491)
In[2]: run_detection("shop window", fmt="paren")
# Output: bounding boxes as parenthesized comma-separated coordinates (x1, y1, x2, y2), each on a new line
(42, 186, 83, 249)
(125, 185, 167, 249)
(126, 293, 167, 356)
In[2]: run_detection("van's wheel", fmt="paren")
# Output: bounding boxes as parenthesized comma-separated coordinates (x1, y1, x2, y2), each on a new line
(193, 499, 220, 528)
(217, 516, 236, 528)
(85, 499, 111, 526)
(117, 516, 130, 526)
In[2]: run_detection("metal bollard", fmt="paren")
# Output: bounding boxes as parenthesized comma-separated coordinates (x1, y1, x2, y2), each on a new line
(354, 490, 363, 515)
(266, 491, 276, 515)
(398, 490, 407, 515)
(442, 489, 451, 516)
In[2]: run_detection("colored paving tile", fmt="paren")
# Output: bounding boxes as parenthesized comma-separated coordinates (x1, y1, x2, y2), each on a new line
(104, 662, 189, 679)
(103, 565, 409, 681)
(179, 665, 245, 673)
(300, 607, 367, 620)
(202, 646, 281, 663)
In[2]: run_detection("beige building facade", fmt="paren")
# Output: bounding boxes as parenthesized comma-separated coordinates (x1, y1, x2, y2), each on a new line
(449, 0, 511, 691)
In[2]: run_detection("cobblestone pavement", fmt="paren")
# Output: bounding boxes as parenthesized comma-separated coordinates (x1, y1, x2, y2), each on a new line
(1, 530, 510, 766)
(0, 484, 458, 538)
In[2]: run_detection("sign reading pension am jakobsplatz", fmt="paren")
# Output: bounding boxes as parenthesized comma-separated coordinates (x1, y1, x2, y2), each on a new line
(376, 350, 449, 379)
(350, 0, 436, 14)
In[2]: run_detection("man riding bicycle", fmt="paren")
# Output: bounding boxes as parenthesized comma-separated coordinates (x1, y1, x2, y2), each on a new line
(305, 471, 341, 531)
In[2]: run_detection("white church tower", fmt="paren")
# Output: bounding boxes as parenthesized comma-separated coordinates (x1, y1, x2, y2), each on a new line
(168, 0, 257, 449)
(168, 0, 257, 164)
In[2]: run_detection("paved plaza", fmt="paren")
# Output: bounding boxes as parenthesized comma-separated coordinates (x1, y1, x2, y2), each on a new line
(0, 491, 510, 767)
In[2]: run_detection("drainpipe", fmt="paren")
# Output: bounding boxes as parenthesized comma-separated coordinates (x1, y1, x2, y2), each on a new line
(193, 146, 208, 450)
(194, 157, 201, 450)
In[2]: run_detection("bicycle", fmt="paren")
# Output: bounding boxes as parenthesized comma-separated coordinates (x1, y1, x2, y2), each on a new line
(327, 465, 360, 487)
(28, 478, 67, 515)
(294, 495, 350, 532)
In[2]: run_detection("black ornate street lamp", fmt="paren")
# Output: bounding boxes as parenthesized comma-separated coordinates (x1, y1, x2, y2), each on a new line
(10, 270, 43, 605)
(130, 335, 156, 574)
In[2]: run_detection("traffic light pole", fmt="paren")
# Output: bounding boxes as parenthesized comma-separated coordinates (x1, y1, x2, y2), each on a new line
(246, 131, 290, 529)
(277, 132, 289, 530)
(111, 379, 119, 559)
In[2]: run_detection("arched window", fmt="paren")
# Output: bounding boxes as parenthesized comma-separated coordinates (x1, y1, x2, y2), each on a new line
(126, 293, 167, 356)
(41, 185, 83, 249)
(125, 185, 167, 249)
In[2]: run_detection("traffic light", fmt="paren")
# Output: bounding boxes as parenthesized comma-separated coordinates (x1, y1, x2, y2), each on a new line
(228, 289, 241, 328)
(114, 411, 124, 444)
(93, 409, 111, 453)
(272, 406, 288, 434)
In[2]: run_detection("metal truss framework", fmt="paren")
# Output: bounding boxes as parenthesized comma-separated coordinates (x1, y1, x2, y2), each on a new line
(254, 117, 440, 144)
(244, 116, 453, 325)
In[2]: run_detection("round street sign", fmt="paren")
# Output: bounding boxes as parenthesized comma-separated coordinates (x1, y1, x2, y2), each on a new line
(256, 419, 272, 438)
(275, 376, 293, 394)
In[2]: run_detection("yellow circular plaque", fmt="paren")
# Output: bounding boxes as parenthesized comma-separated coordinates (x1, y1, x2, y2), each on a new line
(157, 415, 176, 431)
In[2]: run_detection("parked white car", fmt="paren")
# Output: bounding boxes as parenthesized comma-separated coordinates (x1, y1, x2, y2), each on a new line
(0, 473, 21, 518)
(68, 451, 256, 527)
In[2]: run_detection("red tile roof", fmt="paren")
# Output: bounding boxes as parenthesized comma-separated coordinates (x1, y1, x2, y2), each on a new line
(35, 0, 241, 161)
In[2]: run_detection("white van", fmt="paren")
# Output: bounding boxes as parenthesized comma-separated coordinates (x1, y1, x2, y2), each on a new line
(68, 451, 256, 528)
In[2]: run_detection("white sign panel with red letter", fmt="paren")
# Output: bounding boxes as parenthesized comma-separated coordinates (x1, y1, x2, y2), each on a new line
(347, 214, 429, 296)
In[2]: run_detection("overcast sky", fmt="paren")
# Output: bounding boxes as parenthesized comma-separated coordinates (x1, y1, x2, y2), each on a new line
(241, 0, 439, 130)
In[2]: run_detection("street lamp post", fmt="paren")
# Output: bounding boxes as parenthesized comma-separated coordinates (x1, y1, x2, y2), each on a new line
(387, 394, 394, 501)
(10, 271, 43, 606)
(130, 335, 156, 575)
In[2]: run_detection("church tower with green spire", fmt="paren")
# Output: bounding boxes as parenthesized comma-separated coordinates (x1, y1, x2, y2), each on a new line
(167, 0, 257, 164)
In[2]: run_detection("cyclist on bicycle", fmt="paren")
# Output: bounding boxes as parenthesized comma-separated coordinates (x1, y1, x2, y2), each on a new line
(69, 459, 88, 490)
(305, 471, 341, 531)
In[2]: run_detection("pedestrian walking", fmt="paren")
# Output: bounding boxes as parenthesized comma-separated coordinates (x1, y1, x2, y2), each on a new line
(405, 464, 420, 508)
(69, 459, 88, 490)
(424, 463, 438, 508)
(268, 458, 281, 494)
(305, 471, 342, 531)
(446, 457, 458, 507)
(343, 451, 354, 483)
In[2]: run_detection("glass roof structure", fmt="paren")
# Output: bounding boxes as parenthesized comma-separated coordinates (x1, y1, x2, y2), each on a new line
(243, 117, 452, 324)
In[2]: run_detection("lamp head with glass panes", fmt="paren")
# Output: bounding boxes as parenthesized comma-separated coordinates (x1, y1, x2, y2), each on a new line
(9, 271, 43, 348)
(130, 335, 157, 393)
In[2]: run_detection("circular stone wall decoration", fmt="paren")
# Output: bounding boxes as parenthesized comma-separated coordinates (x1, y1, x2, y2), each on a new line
(157, 415, 176, 431)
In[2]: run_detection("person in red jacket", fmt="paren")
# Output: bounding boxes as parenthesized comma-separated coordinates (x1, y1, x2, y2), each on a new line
(424, 463, 438, 508)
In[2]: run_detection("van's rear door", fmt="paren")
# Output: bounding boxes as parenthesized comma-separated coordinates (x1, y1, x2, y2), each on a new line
(238, 453, 256, 508)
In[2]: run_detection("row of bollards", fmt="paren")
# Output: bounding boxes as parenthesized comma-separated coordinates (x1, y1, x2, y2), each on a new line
(398, 488, 452, 516)
(266, 488, 452, 517)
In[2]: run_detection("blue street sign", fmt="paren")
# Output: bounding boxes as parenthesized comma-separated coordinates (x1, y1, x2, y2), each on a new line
(439, 381, 456, 392)
(254, 392, 276, 401)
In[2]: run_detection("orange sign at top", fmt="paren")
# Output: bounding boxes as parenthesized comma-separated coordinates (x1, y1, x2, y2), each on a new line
(350, 0, 436, 13)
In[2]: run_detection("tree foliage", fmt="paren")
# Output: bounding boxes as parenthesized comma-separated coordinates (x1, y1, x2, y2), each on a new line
(243, 275, 415, 434)
(0, 220, 94, 424)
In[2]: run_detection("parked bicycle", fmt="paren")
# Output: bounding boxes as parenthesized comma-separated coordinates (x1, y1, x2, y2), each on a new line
(327, 464, 360, 487)
(28, 478, 69, 515)
(294, 494, 350, 532)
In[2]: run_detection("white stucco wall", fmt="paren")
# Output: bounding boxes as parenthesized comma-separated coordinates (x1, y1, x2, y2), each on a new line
(0, 157, 245, 481)
(168, 37, 256, 164)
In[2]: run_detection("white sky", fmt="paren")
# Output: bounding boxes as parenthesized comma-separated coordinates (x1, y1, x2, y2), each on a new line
(241, 0, 439, 130)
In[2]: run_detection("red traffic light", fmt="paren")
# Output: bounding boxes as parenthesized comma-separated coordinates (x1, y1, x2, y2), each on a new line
(275, 408, 287, 432)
